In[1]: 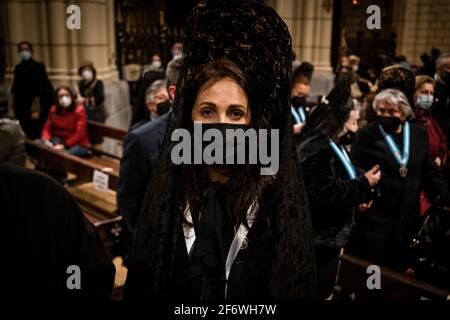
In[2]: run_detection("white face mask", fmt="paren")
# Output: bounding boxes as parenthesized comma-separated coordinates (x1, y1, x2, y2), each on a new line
(59, 95, 72, 108)
(19, 50, 32, 61)
(81, 69, 94, 81)
(151, 60, 162, 69)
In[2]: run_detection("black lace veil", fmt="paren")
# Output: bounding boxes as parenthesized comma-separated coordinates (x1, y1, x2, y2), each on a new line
(125, 0, 316, 300)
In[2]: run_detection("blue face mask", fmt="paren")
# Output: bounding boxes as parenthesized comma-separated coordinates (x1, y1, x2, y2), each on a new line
(416, 94, 434, 109)
(19, 50, 32, 61)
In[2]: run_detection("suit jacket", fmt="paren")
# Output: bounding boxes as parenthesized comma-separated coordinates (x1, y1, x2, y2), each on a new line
(350, 121, 447, 270)
(118, 112, 170, 234)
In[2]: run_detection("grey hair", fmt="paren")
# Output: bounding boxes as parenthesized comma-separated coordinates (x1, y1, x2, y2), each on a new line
(145, 79, 167, 103)
(436, 52, 450, 70)
(165, 57, 182, 86)
(372, 88, 415, 119)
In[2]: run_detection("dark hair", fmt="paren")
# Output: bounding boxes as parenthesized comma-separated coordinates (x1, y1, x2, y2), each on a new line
(178, 58, 269, 229)
(18, 41, 33, 52)
(55, 85, 76, 114)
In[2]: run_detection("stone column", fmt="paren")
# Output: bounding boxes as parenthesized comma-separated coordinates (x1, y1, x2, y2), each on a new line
(267, 0, 335, 96)
(3, 0, 118, 86)
(392, 0, 450, 65)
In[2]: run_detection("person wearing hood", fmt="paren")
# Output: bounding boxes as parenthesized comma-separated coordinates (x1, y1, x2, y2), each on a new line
(10, 41, 54, 139)
(297, 77, 381, 299)
(291, 62, 313, 135)
(40, 86, 91, 157)
(350, 88, 448, 272)
(124, 0, 316, 300)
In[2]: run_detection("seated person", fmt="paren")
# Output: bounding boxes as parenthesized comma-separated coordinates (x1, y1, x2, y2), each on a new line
(40, 86, 91, 157)
(0, 92, 26, 166)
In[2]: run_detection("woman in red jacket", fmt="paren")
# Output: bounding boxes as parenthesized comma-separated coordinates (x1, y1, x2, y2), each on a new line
(414, 75, 447, 214)
(414, 76, 447, 166)
(41, 86, 91, 157)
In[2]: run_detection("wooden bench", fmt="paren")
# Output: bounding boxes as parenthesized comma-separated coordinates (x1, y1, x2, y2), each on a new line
(87, 121, 127, 160)
(334, 253, 450, 300)
(26, 139, 120, 190)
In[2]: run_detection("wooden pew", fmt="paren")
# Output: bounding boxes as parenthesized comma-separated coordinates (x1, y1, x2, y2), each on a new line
(26, 139, 120, 190)
(87, 120, 127, 141)
(334, 253, 450, 300)
(87, 121, 127, 160)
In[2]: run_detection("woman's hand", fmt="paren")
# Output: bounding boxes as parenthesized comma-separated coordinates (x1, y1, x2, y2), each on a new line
(435, 157, 442, 167)
(77, 95, 85, 104)
(293, 123, 304, 135)
(364, 165, 381, 187)
(53, 144, 65, 151)
(358, 200, 373, 212)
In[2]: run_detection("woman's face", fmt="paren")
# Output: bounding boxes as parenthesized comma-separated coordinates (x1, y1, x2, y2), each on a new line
(345, 109, 360, 133)
(191, 77, 250, 125)
(376, 101, 406, 121)
(414, 82, 434, 100)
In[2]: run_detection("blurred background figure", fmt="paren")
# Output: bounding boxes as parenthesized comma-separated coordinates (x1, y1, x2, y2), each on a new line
(170, 42, 183, 61)
(129, 79, 169, 130)
(0, 164, 115, 299)
(76, 61, 107, 145)
(0, 91, 25, 166)
(10, 41, 54, 139)
(40, 86, 91, 157)
(291, 61, 314, 135)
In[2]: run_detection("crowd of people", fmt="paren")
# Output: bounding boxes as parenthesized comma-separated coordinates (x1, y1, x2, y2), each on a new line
(1, 0, 449, 300)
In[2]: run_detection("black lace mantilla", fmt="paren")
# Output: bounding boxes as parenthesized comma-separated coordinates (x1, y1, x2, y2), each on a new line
(125, 0, 317, 300)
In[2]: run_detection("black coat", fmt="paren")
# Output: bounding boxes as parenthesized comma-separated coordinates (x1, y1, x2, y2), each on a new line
(11, 59, 54, 138)
(350, 121, 448, 270)
(431, 81, 450, 148)
(0, 165, 115, 299)
(299, 132, 372, 241)
(125, 213, 273, 300)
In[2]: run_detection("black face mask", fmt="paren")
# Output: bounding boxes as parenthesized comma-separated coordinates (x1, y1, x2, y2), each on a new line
(156, 100, 171, 116)
(291, 96, 307, 108)
(339, 130, 356, 145)
(194, 123, 252, 170)
(442, 71, 450, 88)
(378, 116, 402, 133)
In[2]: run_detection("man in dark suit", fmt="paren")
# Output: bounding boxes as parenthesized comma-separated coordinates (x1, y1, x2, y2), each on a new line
(11, 41, 54, 139)
(118, 58, 181, 234)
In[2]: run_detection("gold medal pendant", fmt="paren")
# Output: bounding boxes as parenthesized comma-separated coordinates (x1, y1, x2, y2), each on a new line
(399, 166, 408, 178)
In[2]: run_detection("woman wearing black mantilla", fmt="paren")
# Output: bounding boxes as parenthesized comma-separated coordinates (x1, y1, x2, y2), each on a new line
(124, 0, 317, 300)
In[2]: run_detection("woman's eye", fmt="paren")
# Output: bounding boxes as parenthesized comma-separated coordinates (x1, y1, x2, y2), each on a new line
(200, 108, 214, 117)
(229, 109, 245, 119)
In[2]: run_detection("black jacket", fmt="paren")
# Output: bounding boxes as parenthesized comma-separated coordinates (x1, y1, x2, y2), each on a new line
(0, 165, 115, 299)
(431, 81, 450, 148)
(300, 132, 372, 242)
(350, 121, 448, 270)
(11, 59, 54, 138)
(118, 112, 170, 234)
